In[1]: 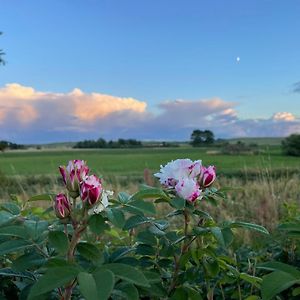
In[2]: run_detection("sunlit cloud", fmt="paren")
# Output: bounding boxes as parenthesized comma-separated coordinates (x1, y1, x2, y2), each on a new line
(0, 83, 299, 143)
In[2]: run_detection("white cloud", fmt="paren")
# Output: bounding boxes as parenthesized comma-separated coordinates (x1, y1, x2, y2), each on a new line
(0, 83, 299, 143)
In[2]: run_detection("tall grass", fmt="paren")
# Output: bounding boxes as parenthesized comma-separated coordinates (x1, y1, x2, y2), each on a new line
(1, 168, 299, 231)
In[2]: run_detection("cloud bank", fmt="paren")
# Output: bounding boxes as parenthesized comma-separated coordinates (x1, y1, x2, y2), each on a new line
(0, 83, 299, 143)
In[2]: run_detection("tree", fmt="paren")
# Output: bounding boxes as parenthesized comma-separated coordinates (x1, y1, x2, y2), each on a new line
(190, 129, 215, 147)
(282, 134, 300, 156)
(0, 32, 5, 65)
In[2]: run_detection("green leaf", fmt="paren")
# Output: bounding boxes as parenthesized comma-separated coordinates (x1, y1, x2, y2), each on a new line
(203, 257, 219, 277)
(126, 199, 156, 215)
(170, 197, 186, 209)
(78, 272, 98, 300)
(88, 214, 108, 235)
(118, 283, 139, 300)
(0, 268, 35, 281)
(0, 211, 15, 226)
(0, 225, 30, 239)
(0, 202, 20, 215)
(13, 252, 46, 271)
(131, 187, 169, 201)
(27, 194, 54, 202)
(76, 242, 102, 261)
(28, 266, 80, 298)
(118, 192, 131, 204)
(48, 231, 69, 255)
(93, 269, 115, 300)
(136, 244, 156, 256)
(102, 263, 150, 287)
(257, 261, 300, 278)
(143, 271, 161, 283)
(229, 221, 269, 235)
(292, 287, 300, 296)
(210, 227, 225, 248)
(240, 273, 262, 288)
(261, 271, 299, 300)
(123, 215, 150, 230)
(0, 239, 32, 255)
(107, 208, 125, 228)
(221, 227, 234, 247)
(193, 209, 213, 220)
(136, 230, 157, 246)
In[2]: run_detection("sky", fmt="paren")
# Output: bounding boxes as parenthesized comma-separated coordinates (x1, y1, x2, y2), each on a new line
(0, 0, 300, 143)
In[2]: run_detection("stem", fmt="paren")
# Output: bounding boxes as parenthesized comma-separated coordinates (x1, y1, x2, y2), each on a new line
(168, 208, 193, 295)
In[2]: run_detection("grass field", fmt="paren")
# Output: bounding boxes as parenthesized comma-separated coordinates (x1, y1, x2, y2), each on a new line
(0, 146, 299, 178)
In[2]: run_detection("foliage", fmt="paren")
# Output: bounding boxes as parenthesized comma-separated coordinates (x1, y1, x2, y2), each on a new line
(282, 134, 300, 156)
(190, 129, 215, 146)
(221, 141, 259, 155)
(0, 140, 26, 152)
(0, 159, 272, 299)
(73, 138, 142, 149)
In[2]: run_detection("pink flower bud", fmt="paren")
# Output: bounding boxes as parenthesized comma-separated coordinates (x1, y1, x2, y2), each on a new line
(80, 175, 102, 206)
(54, 193, 71, 219)
(200, 165, 216, 187)
(59, 160, 89, 197)
(175, 178, 201, 202)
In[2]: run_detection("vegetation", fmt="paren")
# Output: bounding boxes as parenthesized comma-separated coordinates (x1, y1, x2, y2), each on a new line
(282, 134, 300, 156)
(74, 138, 143, 149)
(0, 140, 26, 152)
(190, 129, 215, 147)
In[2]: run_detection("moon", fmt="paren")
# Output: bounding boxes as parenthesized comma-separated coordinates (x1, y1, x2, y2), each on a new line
(236, 56, 240, 63)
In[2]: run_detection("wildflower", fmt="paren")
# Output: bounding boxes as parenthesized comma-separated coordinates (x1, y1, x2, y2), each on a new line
(54, 193, 71, 219)
(59, 160, 89, 197)
(175, 178, 201, 202)
(154, 159, 201, 188)
(80, 175, 102, 206)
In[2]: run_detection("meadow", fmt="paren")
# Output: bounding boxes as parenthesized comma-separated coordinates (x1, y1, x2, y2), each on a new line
(0, 144, 299, 230)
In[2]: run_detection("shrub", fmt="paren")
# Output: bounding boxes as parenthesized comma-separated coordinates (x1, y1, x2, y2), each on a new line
(282, 134, 300, 156)
(0, 158, 271, 299)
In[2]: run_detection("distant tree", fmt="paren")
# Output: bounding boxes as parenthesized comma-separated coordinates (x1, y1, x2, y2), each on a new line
(282, 134, 300, 156)
(0, 141, 9, 152)
(0, 32, 5, 65)
(190, 129, 215, 147)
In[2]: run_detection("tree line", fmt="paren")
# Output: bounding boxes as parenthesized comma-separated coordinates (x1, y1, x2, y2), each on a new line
(73, 138, 143, 149)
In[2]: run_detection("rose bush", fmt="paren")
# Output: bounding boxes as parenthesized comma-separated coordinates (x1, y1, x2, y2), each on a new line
(0, 159, 273, 299)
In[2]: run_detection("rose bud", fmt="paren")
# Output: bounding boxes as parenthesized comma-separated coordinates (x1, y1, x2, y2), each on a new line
(200, 165, 216, 187)
(54, 193, 71, 219)
(175, 178, 201, 202)
(80, 175, 102, 206)
(59, 160, 89, 198)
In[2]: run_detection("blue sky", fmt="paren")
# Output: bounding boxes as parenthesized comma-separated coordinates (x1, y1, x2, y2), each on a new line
(0, 0, 300, 143)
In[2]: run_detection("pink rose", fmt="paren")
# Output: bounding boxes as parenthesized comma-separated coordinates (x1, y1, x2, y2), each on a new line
(80, 175, 102, 206)
(59, 160, 89, 197)
(54, 193, 71, 219)
(200, 165, 216, 187)
(175, 178, 201, 202)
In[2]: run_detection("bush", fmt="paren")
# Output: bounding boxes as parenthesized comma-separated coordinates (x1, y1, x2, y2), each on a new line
(282, 134, 300, 156)
(0, 158, 280, 300)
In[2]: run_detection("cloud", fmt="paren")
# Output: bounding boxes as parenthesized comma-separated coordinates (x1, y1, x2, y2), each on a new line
(0, 83, 299, 143)
(292, 81, 300, 93)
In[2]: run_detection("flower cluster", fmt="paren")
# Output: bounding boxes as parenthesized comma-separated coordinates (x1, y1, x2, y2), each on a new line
(154, 159, 216, 202)
(54, 160, 105, 219)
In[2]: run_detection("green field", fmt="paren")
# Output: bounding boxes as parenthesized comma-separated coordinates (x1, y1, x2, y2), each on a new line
(0, 146, 299, 178)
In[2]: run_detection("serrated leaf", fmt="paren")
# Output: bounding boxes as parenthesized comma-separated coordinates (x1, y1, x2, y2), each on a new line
(136, 230, 157, 246)
(118, 192, 131, 204)
(0, 225, 30, 239)
(0, 202, 20, 215)
(170, 197, 186, 209)
(48, 231, 69, 255)
(13, 252, 46, 271)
